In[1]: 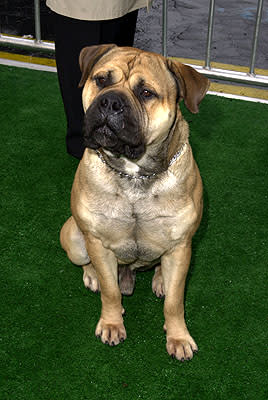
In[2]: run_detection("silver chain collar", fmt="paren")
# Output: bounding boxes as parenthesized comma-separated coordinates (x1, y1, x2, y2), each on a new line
(95, 143, 187, 180)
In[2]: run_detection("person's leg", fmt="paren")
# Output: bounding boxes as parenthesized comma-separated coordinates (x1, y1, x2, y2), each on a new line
(100, 10, 138, 46)
(53, 10, 138, 159)
(54, 14, 100, 159)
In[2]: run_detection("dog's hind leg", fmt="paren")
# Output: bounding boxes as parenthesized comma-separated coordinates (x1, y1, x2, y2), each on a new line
(60, 216, 90, 265)
(60, 217, 101, 292)
(83, 263, 100, 292)
(152, 265, 165, 298)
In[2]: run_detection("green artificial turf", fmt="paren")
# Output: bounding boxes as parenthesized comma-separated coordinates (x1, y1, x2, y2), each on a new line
(0, 64, 267, 400)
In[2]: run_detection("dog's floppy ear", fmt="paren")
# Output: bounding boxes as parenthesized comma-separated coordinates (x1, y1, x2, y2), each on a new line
(78, 44, 117, 88)
(167, 59, 210, 114)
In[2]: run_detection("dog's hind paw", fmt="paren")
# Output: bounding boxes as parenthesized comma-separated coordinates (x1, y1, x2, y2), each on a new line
(83, 263, 100, 293)
(152, 265, 165, 298)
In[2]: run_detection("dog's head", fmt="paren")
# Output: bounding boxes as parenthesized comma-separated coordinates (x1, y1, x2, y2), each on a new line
(79, 45, 209, 160)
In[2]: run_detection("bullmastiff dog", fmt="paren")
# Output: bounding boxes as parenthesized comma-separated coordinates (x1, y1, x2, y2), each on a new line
(60, 44, 209, 361)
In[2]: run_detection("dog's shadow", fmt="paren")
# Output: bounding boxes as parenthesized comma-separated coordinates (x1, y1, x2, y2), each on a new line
(186, 181, 210, 293)
(180, 98, 219, 294)
(183, 96, 226, 293)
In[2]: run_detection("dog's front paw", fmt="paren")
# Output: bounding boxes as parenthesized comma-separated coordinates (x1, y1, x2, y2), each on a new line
(166, 335, 198, 361)
(95, 318, 127, 346)
(83, 264, 100, 292)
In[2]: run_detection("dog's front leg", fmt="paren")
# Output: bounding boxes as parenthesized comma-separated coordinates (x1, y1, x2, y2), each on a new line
(161, 245, 198, 361)
(84, 232, 126, 346)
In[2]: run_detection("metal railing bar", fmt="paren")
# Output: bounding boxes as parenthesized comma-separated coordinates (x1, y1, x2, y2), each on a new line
(205, 0, 216, 69)
(249, 0, 264, 75)
(0, 34, 55, 52)
(189, 63, 268, 87)
(34, 0, 41, 43)
(162, 0, 168, 57)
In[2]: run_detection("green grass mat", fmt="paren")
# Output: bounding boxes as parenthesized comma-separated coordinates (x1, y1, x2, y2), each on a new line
(0, 64, 267, 400)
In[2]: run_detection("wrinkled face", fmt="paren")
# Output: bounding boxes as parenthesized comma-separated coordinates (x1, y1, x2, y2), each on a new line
(81, 48, 178, 160)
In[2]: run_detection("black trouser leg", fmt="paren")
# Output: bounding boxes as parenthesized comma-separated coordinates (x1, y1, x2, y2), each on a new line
(53, 10, 138, 159)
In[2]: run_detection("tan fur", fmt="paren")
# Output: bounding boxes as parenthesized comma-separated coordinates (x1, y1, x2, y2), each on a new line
(60, 46, 209, 360)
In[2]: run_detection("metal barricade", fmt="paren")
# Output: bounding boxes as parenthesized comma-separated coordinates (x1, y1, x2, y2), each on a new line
(162, 0, 267, 88)
(0, 0, 267, 88)
(0, 0, 54, 53)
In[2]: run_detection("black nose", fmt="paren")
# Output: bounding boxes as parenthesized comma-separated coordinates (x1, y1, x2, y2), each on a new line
(99, 93, 124, 115)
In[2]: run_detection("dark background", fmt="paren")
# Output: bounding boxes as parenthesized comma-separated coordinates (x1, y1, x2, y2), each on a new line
(0, 0, 55, 39)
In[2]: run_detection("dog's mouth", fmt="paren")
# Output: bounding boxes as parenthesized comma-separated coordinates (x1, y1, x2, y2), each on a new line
(83, 91, 146, 160)
(94, 125, 119, 149)
(86, 123, 145, 160)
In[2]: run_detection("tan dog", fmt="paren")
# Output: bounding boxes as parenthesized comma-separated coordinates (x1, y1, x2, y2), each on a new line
(60, 45, 209, 361)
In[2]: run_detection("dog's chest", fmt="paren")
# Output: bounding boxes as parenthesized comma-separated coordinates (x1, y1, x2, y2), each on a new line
(80, 175, 197, 264)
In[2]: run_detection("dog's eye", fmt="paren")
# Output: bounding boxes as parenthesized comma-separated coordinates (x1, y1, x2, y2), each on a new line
(95, 76, 107, 87)
(141, 89, 155, 99)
